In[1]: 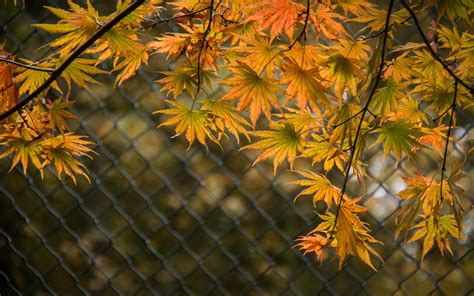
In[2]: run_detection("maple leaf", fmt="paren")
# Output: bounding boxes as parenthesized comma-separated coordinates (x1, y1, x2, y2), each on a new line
(304, 198, 382, 269)
(413, 49, 449, 84)
(290, 170, 342, 207)
(241, 122, 305, 174)
(158, 66, 197, 98)
(113, 47, 149, 85)
(321, 54, 362, 98)
(310, 4, 347, 40)
(58, 55, 107, 90)
(48, 100, 76, 132)
(34, 1, 99, 54)
(395, 173, 462, 240)
(303, 133, 348, 173)
(0, 49, 18, 116)
(41, 133, 95, 184)
(390, 97, 428, 124)
(335, 40, 371, 61)
(148, 33, 191, 59)
(295, 233, 330, 262)
(155, 100, 218, 148)
(0, 126, 44, 175)
(220, 62, 280, 126)
(275, 107, 322, 131)
(417, 126, 447, 156)
(395, 174, 431, 238)
(200, 99, 251, 143)
(408, 215, 464, 259)
(384, 52, 416, 83)
(335, 198, 382, 269)
(280, 59, 327, 110)
(372, 79, 402, 116)
(373, 120, 424, 159)
(233, 35, 282, 75)
(335, 0, 374, 16)
(170, 0, 210, 11)
(14, 59, 59, 95)
(250, 0, 303, 40)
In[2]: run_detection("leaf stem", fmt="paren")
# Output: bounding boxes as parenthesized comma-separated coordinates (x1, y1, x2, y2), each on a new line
(438, 81, 458, 204)
(0, 56, 54, 73)
(142, 6, 211, 29)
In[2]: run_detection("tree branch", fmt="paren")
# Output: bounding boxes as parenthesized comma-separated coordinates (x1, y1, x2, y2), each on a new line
(0, 0, 145, 122)
(400, 0, 473, 94)
(438, 81, 457, 205)
(0, 56, 54, 73)
(329, 0, 395, 240)
(193, 0, 215, 108)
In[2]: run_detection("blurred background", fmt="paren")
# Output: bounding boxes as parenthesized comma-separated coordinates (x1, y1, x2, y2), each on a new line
(0, 1, 473, 295)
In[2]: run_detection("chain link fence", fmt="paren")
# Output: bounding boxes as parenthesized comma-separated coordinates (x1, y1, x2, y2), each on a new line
(1, 1, 473, 295)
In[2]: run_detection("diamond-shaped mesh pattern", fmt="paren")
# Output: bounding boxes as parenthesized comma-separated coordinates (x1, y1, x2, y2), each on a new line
(1, 1, 473, 295)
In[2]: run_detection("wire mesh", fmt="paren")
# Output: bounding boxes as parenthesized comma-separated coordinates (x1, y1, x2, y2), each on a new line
(0, 1, 473, 295)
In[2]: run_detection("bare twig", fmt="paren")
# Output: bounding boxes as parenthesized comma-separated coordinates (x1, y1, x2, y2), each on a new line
(142, 6, 211, 29)
(329, 0, 395, 240)
(438, 81, 458, 205)
(0, 0, 145, 122)
(400, 0, 473, 94)
(0, 56, 54, 73)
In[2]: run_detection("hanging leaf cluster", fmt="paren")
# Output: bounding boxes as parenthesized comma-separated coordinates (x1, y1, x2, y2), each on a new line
(0, 0, 472, 269)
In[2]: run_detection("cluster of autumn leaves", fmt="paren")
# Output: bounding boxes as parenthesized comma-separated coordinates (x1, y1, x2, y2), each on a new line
(0, 0, 472, 269)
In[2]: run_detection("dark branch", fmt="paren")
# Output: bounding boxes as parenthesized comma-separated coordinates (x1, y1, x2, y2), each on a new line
(329, 0, 395, 240)
(193, 0, 215, 108)
(400, 0, 473, 94)
(0, 0, 145, 122)
(439, 81, 458, 204)
(0, 56, 54, 73)
(432, 105, 453, 122)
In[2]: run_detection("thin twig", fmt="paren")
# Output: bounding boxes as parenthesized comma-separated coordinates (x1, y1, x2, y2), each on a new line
(400, 0, 473, 94)
(438, 81, 458, 206)
(142, 6, 211, 29)
(357, 16, 412, 41)
(432, 105, 453, 122)
(328, 0, 395, 240)
(193, 0, 215, 109)
(0, 56, 54, 73)
(0, 0, 145, 122)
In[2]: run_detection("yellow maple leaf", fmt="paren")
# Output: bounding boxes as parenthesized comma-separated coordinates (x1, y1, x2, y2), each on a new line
(241, 122, 305, 174)
(290, 170, 342, 207)
(280, 59, 327, 110)
(220, 61, 280, 126)
(155, 100, 218, 148)
(41, 133, 95, 184)
(200, 99, 251, 143)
